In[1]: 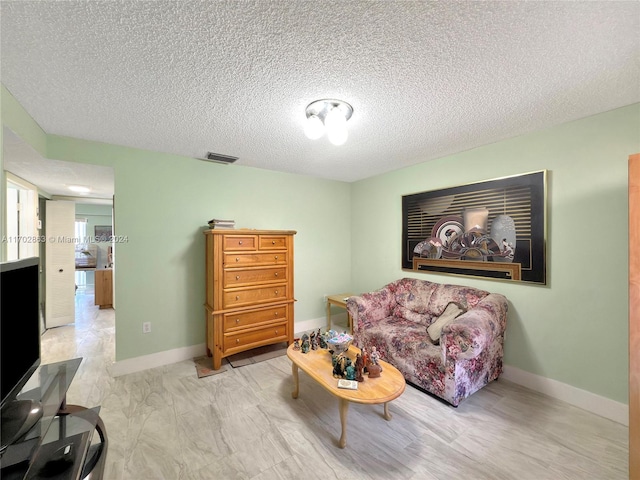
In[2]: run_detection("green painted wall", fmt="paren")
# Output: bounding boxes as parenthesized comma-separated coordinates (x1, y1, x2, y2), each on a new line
(2, 87, 352, 361)
(45, 137, 352, 361)
(3, 84, 639, 404)
(1, 85, 49, 261)
(351, 103, 640, 404)
(1, 86, 47, 157)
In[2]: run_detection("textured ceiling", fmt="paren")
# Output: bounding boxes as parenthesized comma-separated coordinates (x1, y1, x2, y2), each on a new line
(1, 1, 639, 189)
(3, 128, 114, 201)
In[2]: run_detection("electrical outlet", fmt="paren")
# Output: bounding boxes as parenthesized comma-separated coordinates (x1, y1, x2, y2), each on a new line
(143, 322, 151, 334)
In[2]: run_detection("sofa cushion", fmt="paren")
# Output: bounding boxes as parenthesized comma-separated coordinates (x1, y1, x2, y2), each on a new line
(392, 305, 430, 324)
(391, 281, 437, 325)
(427, 283, 489, 317)
(358, 316, 439, 362)
(353, 315, 446, 401)
(395, 281, 437, 313)
(427, 301, 466, 343)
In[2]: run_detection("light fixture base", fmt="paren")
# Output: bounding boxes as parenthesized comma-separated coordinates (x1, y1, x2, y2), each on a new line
(305, 99, 353, 122)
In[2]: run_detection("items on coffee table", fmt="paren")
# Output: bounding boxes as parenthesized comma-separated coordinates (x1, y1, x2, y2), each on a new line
(332, 355, 351, 378)
(367, 364, 382, 378)
(355, 354, 365, 382)
(301, 333, 310, 353)
(337, 379, 358, 390)
(369, 346, 382, 371)
(317, 328, 327, 349)
(326, 331, 353, 355)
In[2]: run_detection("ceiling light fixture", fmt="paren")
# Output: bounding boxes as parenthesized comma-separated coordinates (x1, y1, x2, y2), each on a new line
(304, 99, 353, 146)
(67, 185, 91, 194)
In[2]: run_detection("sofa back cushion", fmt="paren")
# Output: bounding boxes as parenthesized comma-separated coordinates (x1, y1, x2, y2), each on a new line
(391, 280, 437, 325)
(427, 283, 489, 317)
(389, 278, 490, 326)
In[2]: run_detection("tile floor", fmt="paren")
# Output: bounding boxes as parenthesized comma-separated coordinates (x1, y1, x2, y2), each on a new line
(38, 289, 628, 479)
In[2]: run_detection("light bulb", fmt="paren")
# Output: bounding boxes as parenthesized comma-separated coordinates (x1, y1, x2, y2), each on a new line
(328, 126, 348, 146)
(304, 114, 324, 140)
(325, 107, 348, 146)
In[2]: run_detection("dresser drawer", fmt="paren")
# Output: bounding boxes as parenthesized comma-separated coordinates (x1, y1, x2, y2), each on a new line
(224, 266, 287, 287)
(224, 321, 288, 352)
(223, 235, 257, 251)
(224, 252, 287, 267)
(223, 284, 288, 308)
(224, 305, 287, 332)
(259, 235, 288, 250)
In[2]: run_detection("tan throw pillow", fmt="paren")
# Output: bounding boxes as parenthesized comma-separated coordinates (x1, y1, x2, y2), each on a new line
(427, 302, 465, 344)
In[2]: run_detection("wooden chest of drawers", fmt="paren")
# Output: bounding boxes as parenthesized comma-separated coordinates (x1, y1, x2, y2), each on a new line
(204, 229, 296, 369)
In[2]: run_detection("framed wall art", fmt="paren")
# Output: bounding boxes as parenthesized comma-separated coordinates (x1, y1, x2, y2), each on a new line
(402, 170, 547, 284)
(94, 225, 112, 242)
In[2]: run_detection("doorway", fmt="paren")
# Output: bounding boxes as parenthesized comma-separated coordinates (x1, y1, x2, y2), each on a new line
(3, 127, 115, 360)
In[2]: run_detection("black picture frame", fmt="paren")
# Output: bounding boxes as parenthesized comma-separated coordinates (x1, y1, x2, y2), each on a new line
(402, 170, 547, 284)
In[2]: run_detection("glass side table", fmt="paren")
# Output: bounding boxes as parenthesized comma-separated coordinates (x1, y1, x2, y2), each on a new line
(0, 358, 107, 480)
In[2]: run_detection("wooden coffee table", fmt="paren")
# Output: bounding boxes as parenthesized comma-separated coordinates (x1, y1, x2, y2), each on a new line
(287, 343, 406, 448)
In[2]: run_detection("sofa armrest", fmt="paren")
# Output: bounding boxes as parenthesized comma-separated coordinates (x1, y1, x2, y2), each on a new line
(346, 288, 395, 337)
(441, 293, 508, 362)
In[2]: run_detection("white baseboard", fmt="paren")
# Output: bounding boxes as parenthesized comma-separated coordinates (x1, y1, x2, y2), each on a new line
(111, 315, 349, 377)
(111, 343, 207, 377)
(294, 316, 326, 335)
(502, 365, 628, 426)
(111, 321, 628, 426)
(294, 313, 349, 336)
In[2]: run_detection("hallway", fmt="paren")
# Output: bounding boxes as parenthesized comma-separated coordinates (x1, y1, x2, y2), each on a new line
(40, 288, 115, 407)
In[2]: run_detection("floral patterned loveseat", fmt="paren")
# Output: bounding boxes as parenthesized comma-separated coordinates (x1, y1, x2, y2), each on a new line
(346, 278, 508, 406)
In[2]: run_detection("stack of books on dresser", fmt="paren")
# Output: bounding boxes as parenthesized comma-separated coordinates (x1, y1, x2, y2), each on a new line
(208, 218, 235, 229)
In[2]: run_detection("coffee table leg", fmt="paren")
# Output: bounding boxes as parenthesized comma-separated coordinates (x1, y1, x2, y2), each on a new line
(291, 363, 299, 399)
(339, 398, 349, 448)
(383, 402, 392, 420)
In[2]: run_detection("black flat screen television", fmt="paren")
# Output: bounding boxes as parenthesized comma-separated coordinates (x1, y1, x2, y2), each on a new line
(1, 256, 42, 452)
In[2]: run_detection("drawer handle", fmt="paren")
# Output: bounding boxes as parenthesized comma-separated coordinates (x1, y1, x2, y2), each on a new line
(236, 275, 240, 280)
(275, 311, 279, 316)
(274, 255, 278, 260)
(236, 295, 240, 300)
(274, 290, 278, 295)
(239, 240, 243, 245)
(236, 339, 240, 344)
(272, 240, 276, 245)
(275, 330, 278, 335)
(236, 318, 240, 323)
(236, 257, 239, 262)
(274, 272, 278, 277)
